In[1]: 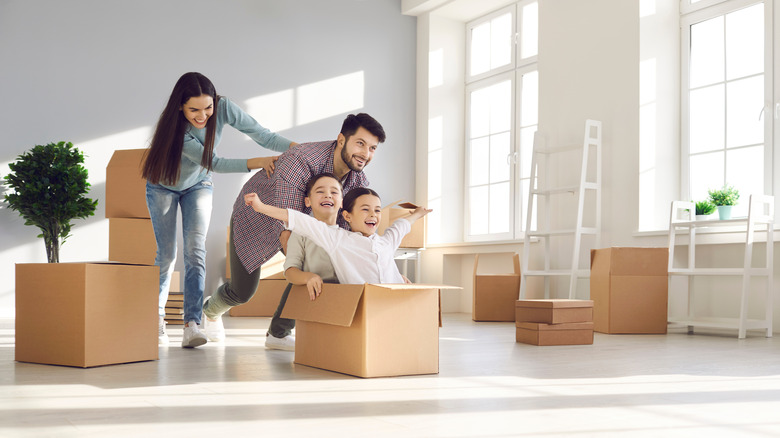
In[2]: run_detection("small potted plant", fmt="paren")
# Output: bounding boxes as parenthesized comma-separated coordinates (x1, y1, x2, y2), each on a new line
(3, 141, 98, 262)
(708, 184, 740, 220)
(695, 200, 716, 220)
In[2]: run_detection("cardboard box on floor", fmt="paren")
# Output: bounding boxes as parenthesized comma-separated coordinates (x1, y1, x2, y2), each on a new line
(109, 218, 156, 265)
(590, 247, 669, 334)
(281, 283, 454, 378)
(515, 299, 593, 324)
(106, 148, 149, 219)
(516, 321, 594, 346)
(15, 262, 159, 367)
(377, 201, 425, 248)
(473, 253, 521, 322)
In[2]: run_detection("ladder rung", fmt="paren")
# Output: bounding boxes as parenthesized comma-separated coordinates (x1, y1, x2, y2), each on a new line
(535, 145, 581, 154)
(528, 228, 598, 237)
(531, 183, 599, 196)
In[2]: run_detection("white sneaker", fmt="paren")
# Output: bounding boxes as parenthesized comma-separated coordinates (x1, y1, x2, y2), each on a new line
(182, 321, 207, 348)
(158, 316, 169, 345)
(265, 333, 295, 351)
(203, 316, 225, 342)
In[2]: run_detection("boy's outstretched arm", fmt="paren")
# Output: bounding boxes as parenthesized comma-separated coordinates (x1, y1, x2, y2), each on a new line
(244, 192, 289, 222)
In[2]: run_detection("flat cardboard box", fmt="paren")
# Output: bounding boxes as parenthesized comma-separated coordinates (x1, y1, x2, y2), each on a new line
(515, 299, 594, 324)
(378, 201, 425, 248)
(15, 262, 159, 367)
(473, 253, 521, 322)
(228, 272, 288, 317)
(516, 321, 594, 346)
(109, 218, 156, 265)
(226, 229, 285, 280)
(590, 247, 669, 334)
(105, 148, 149, 219)
(281, 283, 450, 378)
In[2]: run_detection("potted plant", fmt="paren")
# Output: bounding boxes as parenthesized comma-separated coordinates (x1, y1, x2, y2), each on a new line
(3, 141, 98, 263)
(695, 200, 716, 220)
(708, 184, 740, 220)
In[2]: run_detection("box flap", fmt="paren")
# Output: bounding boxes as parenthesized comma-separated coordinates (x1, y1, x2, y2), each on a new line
(593, 247, 668, 276)
(280, 283, 365, 327)
(264, 271, 286, 280)
(474, 252, 521, 276)
(108, 148, 147, 167)
(517, 321, 594, 331)
(516, 299, 594, 309)
(368, 283, 461, 291)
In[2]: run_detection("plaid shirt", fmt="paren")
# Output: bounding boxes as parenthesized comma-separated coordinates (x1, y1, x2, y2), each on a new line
(232, 140, 369, 274)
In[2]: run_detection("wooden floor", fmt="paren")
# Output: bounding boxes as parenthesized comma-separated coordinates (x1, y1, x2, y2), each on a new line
(1, 314, 779, 437)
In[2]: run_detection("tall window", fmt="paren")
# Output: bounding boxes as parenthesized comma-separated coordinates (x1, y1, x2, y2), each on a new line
(465, 1, 538, 241)
(682, 0, 771, 217)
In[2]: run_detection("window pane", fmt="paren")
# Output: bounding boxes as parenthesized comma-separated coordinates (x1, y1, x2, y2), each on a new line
(470, 87, 490, 138)
(469, 186, 489, 235)
(490, 80, 512, 133)
(428, 149, 442, 200)
(519, 127, 535, 178)
(727, 146, 763, 200)
(470, 137, 489, 186)
(690, 151, 725, 202)
(490, 132, 511, 183)
(520, 2, 538, 59)
(520, 71, 538, 126)
(726, 75, 763, 148)
(491, 13, 512, 70)
(690, 16, 724, 88)
(726, 3, 763, 80)
(489, 182, 510, 233)
(470, 23, 490, 76)
(689, 84, 724, 154)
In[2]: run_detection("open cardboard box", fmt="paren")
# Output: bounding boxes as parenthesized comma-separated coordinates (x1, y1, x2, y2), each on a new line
(281, 283, 456, 378)
(106, 148, 149, 219)
(377, 201, 425, 248)
(228, 272, 289, 317)
(15, 262, 159, 367)
(473, 253, 521, 322)
(590, 247, 669, 334)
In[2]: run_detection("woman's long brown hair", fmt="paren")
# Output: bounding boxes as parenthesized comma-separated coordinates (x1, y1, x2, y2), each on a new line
(142, 72, 218, 185)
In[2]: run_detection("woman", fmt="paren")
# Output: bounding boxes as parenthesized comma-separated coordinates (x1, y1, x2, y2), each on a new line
(142, 72, 296, 348)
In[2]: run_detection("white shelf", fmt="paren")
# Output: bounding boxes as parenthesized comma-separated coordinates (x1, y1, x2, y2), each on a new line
(667, 195, 774, 339)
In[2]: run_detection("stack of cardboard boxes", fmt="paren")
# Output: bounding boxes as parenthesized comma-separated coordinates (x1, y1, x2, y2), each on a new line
(514, 299, 595, 345)
(106, 149, 182, 325)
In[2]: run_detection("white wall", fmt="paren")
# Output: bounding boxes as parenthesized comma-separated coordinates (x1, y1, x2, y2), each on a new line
(0, 0, 416, 317)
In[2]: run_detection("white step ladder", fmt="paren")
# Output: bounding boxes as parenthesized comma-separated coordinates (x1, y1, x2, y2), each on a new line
(520, 119, 602, 299)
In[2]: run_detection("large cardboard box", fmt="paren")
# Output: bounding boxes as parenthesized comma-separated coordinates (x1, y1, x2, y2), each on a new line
(106, 148, 149, 219)
(515, 299, 593, 324)
(15, 262, 159, 367)
(109, 218, 156, 265)
(378, 201, 426, 248)
(516, 321, 594, 346)
(473, 253, 521, 322)
(228, 272, 289, 317)
(590, 247, 669, 334)
(281, 283, 448, 378)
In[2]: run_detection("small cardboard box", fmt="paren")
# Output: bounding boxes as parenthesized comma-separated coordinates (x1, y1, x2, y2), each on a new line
(228, 272, 289, 317)
(473, 253, 521, 322)
(109, 218, 156, 265)
(515, 299, 593, 324)
(281, 283, 450, 378)
(106, 148, 149, 219)
(15, 262, 159, 367)
(590, 247, 669, 334)
(516, 321, 594, 346)
(378, 201, 426, 248)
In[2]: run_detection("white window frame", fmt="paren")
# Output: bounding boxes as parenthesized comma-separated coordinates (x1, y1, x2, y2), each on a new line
(464, 0, 538, 242)
(680, 0, 774, 209)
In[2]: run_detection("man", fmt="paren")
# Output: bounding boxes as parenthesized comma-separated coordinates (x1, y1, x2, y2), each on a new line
(202, 113, 386, 349)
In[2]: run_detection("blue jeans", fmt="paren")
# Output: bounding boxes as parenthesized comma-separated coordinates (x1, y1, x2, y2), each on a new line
(146, 179, 213, 324)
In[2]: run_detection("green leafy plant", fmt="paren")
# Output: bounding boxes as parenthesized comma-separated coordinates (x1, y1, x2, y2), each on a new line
(695, 200, 716, 216)
(3, 141, 98, 263)
(708, 184, 740, 207)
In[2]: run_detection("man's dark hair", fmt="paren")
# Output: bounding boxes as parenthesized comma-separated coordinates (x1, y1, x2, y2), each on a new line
(340, 113, 386, 143)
